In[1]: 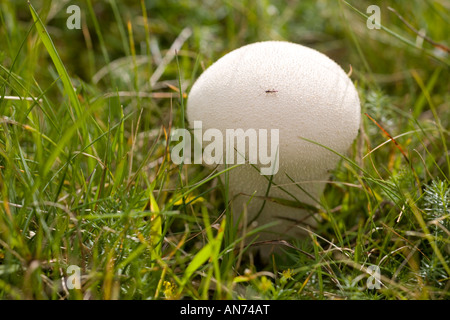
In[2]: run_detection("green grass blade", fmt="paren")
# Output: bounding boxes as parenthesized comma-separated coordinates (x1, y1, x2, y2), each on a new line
(28, 2, 82, 119)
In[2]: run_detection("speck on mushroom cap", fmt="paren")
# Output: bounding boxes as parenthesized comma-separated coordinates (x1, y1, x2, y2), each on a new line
(187, 41, 360, 165)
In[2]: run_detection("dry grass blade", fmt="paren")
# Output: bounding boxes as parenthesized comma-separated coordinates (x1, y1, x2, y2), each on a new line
(365, 113, 410, 165)
(387, 6, 450, 53)
(150, 27, 192, 87)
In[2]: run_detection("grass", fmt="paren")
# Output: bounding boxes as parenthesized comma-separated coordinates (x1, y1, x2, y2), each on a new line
(0, 0, 449, 300)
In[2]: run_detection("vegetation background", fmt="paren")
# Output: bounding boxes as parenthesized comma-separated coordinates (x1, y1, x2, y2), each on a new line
(0, 0, 449, 300)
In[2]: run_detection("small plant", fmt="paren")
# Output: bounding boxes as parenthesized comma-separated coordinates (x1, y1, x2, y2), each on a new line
(422, 179, 450, 233)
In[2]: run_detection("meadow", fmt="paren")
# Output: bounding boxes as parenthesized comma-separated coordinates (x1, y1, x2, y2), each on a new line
(0, 0, 449, 300)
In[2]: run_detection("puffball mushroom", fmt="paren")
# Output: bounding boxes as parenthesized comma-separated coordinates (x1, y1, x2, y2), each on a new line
(187, 41, 360, 258)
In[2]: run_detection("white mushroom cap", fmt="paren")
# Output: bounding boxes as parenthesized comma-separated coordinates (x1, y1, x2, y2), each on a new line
(187, 41, 360, 258)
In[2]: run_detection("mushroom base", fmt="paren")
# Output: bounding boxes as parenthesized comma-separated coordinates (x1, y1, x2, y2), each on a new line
(226, 164, 329, 262)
